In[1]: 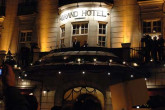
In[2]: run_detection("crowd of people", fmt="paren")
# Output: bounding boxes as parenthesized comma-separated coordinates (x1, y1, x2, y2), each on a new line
(141, 35, 164, 62)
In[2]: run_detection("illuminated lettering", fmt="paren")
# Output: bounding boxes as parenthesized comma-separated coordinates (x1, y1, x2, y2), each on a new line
(60, 9, 108, 21)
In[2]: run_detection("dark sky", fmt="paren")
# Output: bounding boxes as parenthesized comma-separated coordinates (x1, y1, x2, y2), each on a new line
(58, 0, 114, 6)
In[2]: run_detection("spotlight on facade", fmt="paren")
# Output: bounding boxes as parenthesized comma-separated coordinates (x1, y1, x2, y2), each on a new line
(82, 71, 85, 75)
(150, 59, 153, 62)
(131, 75, 134, 78)
(136, 106, 140, 109)
(133, 63, 138, 67)
(123, 61, 126, 64)
(58, 71, 61, 74)
(14, 65, 17, 68)
(43, 91, 47, 94)
(77, 58, 81, 62)
(24, 74, 27, 77)
(29, 93, 33, 95)
(64, 56, 67, 60)
(109, 59, 113, 63)
(93, 58, 97, 62)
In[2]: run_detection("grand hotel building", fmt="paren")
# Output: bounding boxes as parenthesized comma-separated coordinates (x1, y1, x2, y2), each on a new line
(0, 0, 165, 110)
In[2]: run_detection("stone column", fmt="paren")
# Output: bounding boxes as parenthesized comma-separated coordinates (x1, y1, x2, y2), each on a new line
(110, 78, 149, 110)
(54, 87, 64, 107)
(37, 0, 59, 52)
(1, 0, 19, 52)
(105, 91, 113, 110)
(111, 0, 141, 48)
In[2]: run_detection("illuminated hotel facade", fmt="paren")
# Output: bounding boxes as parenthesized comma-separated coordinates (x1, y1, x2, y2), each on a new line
(0, 0, 165, 110)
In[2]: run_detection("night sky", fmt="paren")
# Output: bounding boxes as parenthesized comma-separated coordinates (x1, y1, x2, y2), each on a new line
(58, 0, 114, 6)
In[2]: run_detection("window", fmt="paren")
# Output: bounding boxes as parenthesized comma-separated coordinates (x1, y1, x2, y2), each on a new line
(98, 36, 106, 47)
(60, 26, 65, 48)
(72, 23, 88, 35)
(98, 23, 106, 47)
(20, 31, 32, 42)
(61, 26, 65, 37)
(143, 20, 161, 33)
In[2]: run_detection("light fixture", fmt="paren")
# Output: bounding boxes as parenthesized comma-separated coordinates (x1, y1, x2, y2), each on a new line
(136, 106, 140, 109)
(108, 72, 111, 76)
(24, 74, 27, 77)
(29, 93, 33, 95)
(77, 2, 79, 7)
(18, 76, 21, 79)
(43, 91, 47, 94)
(18, 67, 21, 70)
(133, 63, 138, 67)
(131, 75, 134, 78)
(145, 78, 147, 81)
(39, 59, 42, 62)
(77, 58, 81, 62)
(109, 59, 113, 63)
(58, 71, 61, 74)
(150, 59, 153, 62)
(30, 63, 33, 66)
(14, 65, 17, 68)
(123, 61, 126, 64)
(100, 2, 102, 7)
(82, 71, 85, 75)
(93, 58, 97, 62)
(64, 56, 67, 60)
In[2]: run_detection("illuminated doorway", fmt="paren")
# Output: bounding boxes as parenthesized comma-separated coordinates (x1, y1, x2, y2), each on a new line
(63, 87, 104, 109)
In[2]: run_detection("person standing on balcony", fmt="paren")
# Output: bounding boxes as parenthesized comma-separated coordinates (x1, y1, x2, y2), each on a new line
(73, 37, 80, 48)
(152, 36, 158, 61)
(158, 36, 164, 61)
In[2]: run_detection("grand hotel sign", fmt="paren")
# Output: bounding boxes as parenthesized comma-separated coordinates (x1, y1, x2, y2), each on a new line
(60, 8, 110, 21)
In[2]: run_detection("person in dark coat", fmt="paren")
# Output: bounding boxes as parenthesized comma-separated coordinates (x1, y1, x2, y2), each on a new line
(73, 38, 80, 48)
(2, 65, 39, 110)
(152, 36, 158, 61)
(158, 36, 164, 61)
(82, 41, 88, 47)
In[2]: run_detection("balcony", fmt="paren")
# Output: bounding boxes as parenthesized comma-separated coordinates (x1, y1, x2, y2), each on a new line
(0, 6, 5, 16)
(17, 2, 37, 16)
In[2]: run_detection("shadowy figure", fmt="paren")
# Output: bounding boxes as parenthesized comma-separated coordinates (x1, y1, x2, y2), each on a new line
(51, 106, 62, 110)
(141, 35, 152, 62)
(20, 46, 30, 66)
(158, 36, 164, 61)
(151, 36, 158, 61)
(73, 38, 80, 48)
(2, 65, 39, 110)
(73, 94, 102, 110)
(82, 41, 88, 47)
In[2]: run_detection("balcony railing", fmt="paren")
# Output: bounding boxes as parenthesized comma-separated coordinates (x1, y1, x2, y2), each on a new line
(17, 2, 37, 16)
(0, 6, 5, 16)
